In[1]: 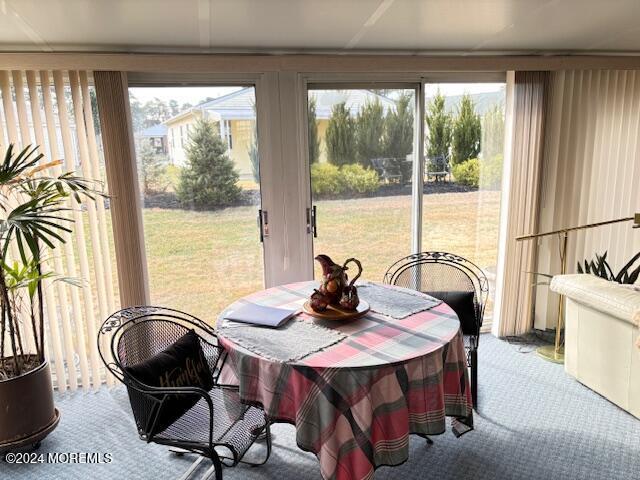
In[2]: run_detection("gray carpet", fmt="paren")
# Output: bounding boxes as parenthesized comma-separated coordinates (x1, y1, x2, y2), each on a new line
(2, 334, 639, 480)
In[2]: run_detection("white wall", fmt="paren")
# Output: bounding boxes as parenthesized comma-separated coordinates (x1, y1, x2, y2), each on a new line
(534, 70, 640, 330)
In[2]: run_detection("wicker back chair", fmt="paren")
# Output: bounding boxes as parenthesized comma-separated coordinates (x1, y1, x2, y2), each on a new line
(383, 252, 488, 408)
(98, 306, 271, 480)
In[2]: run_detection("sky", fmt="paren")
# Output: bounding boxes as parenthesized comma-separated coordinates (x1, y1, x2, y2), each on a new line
(129, 86, 243, 106)
(129, 83, 504, 106)
(424, 83, 505, 98)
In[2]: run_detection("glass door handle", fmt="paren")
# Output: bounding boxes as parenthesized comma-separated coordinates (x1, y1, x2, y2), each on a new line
(311, 206, 318, 238)
(258, 209, 269, 242)
(306, 206, 318, 237)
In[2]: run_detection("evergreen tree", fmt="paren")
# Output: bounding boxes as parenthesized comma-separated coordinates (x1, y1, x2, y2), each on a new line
(481, 104, 505, 160)
(451, 93, 481, 165)
(308, 97, 320, 164)
(325, 102, 356, 166)
(425, 90, 452, 161)
(384, 93, 414, 157)
(177, 119, 241, 209)
(355, 99, 385, 166)
(383, 93, 414, 183)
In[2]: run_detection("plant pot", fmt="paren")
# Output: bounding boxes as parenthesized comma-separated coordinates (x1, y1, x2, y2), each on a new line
(0, 360, 60, 452)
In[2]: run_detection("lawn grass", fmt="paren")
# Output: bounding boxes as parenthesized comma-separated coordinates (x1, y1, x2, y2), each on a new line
(86, 190, 501, 324)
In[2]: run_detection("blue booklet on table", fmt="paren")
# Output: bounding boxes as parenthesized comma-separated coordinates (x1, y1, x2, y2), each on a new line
(224, 303, 299, 328)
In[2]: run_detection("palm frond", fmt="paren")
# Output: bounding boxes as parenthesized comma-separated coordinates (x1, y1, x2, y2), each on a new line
(0, 145, 44, 188)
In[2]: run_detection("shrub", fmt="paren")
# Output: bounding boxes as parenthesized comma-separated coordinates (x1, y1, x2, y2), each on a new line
(311, 163, 380, 197)
(137, 141, 169, 194)
(452, 158, 479, 187)
(479, 154, 503, 190)
(164, 164, 182, 192)
(339, 164, 380, 194)
(311, 163, 343, 196)
(177, 119, 241, 209)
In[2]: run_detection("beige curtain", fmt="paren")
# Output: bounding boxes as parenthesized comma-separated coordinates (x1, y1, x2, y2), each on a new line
(495, 71, 550, 337)
(534, 70, 640, 330)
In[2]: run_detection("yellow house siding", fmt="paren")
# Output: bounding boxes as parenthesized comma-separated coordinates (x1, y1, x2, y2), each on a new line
(165, 111, 202, 165)
(229, 119, 254, 180)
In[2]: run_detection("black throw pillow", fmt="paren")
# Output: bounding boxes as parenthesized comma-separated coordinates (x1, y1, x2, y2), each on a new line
(124, 329, 214, 435)
(426, 291, 478, 335)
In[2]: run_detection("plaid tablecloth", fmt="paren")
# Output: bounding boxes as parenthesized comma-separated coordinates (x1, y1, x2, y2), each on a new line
(218, 281, 473, 480)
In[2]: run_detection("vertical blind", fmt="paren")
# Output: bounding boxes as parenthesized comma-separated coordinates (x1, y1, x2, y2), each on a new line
(534, 70, 640, 329)
(495, 71, 549, 337)
(0, 70, 116, 391)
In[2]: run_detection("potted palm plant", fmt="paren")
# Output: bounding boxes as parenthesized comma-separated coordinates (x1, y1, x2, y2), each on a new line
(0, 144, 98, 450)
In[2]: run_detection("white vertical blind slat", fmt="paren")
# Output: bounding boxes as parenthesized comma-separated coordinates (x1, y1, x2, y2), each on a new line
(52, 70, 93, 391)
(68, 70, 107, 390)
(0, 71, 19, 142)
(25, 70, 69, 391)
(14, 71, 46, 358)
(79, 71, 116, 387)
(80, 71, 116, 314)
(41, 70, 90, 390)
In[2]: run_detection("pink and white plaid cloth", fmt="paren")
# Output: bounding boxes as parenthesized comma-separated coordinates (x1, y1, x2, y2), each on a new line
(218, 281, 473, 480)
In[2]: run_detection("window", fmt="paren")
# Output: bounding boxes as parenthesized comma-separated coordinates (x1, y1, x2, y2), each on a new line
(423, 82, 506, 325)
(307, 87, 417, 281)
(304, 80, 506, 327)
(225, 120, 233, 150)
(129, 85, 264, 321)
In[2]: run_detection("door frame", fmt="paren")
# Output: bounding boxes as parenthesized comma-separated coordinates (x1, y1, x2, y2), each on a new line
(126, 72, 285, 288)
(297, 75, 426, 279)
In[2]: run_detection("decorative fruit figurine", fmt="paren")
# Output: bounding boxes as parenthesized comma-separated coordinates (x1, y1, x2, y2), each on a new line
(339, 258, 363, 311)
(315, 254, 348, 304)
(310, 289, 330, 312)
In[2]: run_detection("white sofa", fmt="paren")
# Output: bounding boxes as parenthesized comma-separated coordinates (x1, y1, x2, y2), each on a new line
(550, 274, 640, 419)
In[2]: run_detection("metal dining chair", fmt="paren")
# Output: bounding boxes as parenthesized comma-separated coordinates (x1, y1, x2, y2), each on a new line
(383, 252, 488, 408)
(98, 306, 271, 480)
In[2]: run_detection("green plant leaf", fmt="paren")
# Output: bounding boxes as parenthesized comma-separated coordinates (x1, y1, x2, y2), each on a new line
(626, 263, 640, 285)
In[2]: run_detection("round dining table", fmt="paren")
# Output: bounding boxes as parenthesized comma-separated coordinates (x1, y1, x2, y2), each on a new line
(217, 281, 473, 480)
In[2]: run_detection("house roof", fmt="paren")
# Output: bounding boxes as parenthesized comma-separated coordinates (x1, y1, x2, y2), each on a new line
(139, 124, 168, 137)
(311, 90, 397, 118)
(193, 87, 397, 121)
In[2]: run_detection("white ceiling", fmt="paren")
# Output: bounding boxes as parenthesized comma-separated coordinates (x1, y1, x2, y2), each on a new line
(1, 0, 640, 54)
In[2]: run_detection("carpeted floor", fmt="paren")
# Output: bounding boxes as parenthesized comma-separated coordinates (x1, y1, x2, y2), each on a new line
(2, 334, 639, 480)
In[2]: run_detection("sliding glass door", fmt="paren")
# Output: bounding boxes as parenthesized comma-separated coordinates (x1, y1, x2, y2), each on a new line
(422, 82, 506, 323)
(128, 85, 265, 322)
(306, 86, 418, 282)
(304, 79, 506, 326)
(126, 76, 507, 327)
